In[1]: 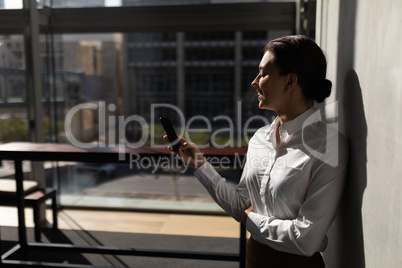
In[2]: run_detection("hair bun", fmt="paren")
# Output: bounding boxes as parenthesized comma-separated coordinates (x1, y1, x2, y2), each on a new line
(314, 79, 332, 102)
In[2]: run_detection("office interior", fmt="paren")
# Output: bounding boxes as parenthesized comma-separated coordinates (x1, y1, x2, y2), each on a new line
(0, 0, 401, 267)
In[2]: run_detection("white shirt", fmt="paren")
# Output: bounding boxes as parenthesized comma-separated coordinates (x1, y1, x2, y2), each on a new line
(194, 102, 348, 256)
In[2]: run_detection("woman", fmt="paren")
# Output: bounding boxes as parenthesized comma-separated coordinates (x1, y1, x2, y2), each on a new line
(164, 35, 348, 267)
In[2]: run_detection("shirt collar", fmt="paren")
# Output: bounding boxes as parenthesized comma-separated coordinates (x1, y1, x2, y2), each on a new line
(281, 101, 322, 135)
(264, 101, 323, 141)
(264, 118, 277, 141)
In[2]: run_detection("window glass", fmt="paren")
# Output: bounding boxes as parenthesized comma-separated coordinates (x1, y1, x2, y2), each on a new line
(0, 35, 28, 143)
(0, 26, 293, 211)
(0, 0, 22, 9)
(40, 30, 287, 211)
(7, 75, 25, 103)
(0, 0, 298, 211)
(50, 0, 114, 8)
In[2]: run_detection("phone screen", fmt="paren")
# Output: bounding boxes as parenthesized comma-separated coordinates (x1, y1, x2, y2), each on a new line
(160, 117, 180, 152)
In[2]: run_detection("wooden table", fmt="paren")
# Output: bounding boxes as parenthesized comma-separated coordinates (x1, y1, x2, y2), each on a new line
(0, 142, 247, 268)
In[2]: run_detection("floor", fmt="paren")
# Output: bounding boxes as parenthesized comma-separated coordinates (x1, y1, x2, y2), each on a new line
(0, 206, 243, 239)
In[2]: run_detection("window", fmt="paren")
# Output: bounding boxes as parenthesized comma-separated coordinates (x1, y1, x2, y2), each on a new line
(0, 1, 302, 212)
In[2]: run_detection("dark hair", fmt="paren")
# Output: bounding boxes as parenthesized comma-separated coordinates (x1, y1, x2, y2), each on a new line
(264, 35, 331, 103)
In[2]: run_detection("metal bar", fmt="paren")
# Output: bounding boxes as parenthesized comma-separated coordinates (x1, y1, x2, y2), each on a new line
(1, 259, 110, 268)
(234, 31, 242, 146)
(306, 0, 317, 38)
(0, 10, 24, 34)
(49, 3, 295, 33)
(176, 32, 185, 113)
(27, 242, 241, 262)
(23, 0, 44, 143)
(23, 0, 47, 230)
(0, 3, 296, 34)
(15, 160, 27, 247)
(296, 0, 302, 35)
(1, 244, 22, 261)
(239, 224, 247, 268)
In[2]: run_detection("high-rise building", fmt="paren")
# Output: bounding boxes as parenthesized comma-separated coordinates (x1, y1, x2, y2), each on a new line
(126, 30, 288, 128)
(123, 1, 290, 128)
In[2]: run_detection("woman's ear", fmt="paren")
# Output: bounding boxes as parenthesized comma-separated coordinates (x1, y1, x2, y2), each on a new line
(286, 73, 298, 91)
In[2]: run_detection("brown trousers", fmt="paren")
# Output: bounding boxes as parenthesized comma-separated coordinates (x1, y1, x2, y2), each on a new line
(246, 236, 325, 268)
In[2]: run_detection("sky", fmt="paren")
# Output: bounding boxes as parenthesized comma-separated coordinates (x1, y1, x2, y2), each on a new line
(4, 0, 22, 9)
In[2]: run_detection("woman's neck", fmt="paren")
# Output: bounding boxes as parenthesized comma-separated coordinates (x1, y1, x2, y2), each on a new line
(277, 100, 311, 125)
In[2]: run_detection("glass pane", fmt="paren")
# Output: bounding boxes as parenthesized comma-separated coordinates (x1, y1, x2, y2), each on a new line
(0, 0, 23, 9)
(0, 28, 293, 211)
(0, 0, 306, 217)
(0, 35, 28, 142)
(36, 28, 293, 212)
(50, 0, 117, 8)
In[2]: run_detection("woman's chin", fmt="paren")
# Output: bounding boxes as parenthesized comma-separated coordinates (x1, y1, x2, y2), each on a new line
(258, 102, 275, 112)
(258, 101, 267, 109)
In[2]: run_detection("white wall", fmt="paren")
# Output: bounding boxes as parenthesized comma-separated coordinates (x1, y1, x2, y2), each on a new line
(319, 0, 402, 267)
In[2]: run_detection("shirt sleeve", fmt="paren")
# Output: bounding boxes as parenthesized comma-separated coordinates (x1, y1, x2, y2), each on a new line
(246, 137, 349, 256)
(194, 160, 251, 222)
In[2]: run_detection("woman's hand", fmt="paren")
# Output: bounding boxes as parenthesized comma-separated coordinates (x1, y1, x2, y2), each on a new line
(241, 206, 253, 226)
(163, 135, 207, 169)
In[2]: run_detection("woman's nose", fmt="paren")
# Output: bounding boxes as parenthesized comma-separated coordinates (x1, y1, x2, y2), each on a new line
(251, 76, 259, 88)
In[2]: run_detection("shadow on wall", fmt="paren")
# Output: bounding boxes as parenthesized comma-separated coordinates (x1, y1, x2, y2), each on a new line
(324, 70, 367, 268)
(322, 0, 367, 266)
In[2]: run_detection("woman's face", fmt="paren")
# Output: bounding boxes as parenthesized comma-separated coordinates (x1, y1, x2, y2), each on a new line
(251, 51, 288, 112)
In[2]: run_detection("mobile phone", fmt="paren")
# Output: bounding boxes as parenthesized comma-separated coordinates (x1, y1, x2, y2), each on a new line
(160, 117, 180, 152)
